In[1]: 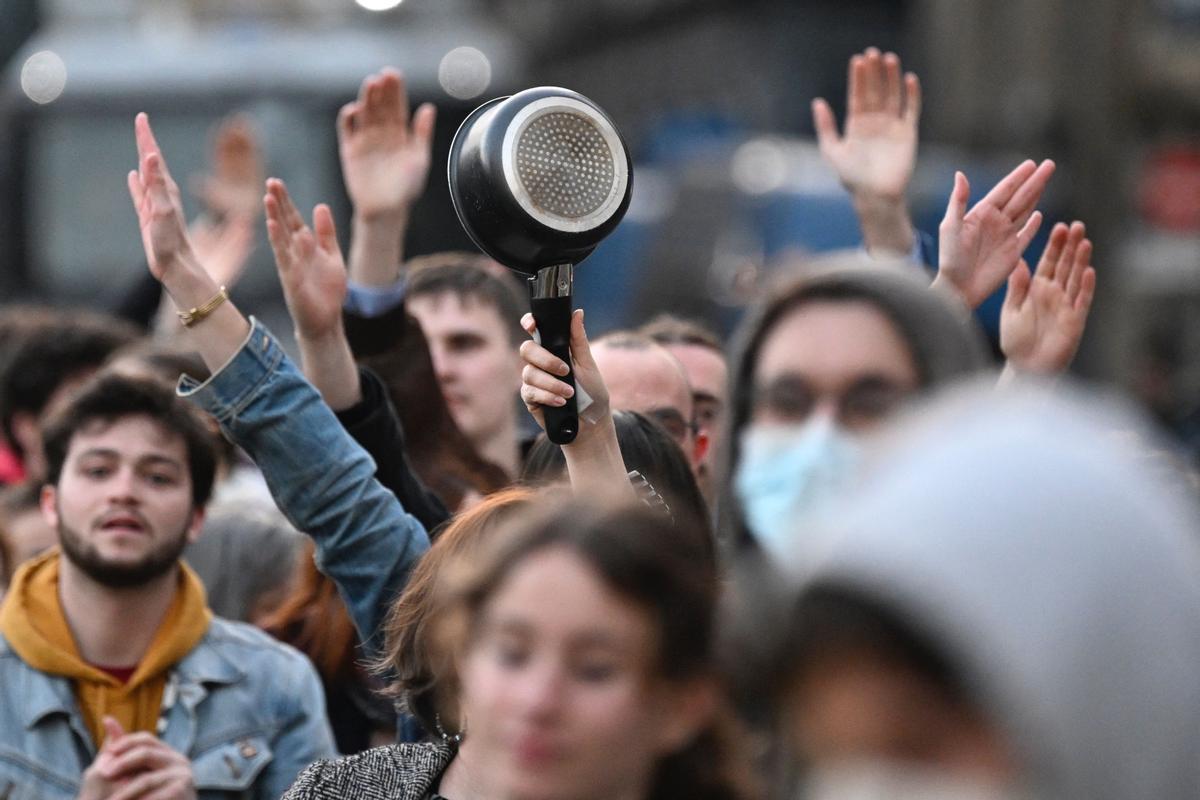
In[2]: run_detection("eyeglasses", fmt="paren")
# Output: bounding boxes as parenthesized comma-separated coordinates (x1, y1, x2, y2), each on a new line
(646, 407, 699, 446)
(752, 374, 915, 431)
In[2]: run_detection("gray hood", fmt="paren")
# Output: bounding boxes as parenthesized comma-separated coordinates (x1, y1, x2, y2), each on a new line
(790, 381, 1200, 799)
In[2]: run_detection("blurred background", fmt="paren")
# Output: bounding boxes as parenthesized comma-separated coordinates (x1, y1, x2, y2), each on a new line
(1, 0, 1199, 441)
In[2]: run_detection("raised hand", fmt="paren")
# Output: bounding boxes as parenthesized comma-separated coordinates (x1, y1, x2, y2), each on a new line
(813, 47, 921, 200)
(192, 115, 263, 221)
(935, 159, 1055, 308)
(264, 178, 348, 342)
(127, 113, 196, 281)
(813, 48, 921, 255)
(1000, 221, 1096, 374)
(520, 310, 608, 431)
(338, 68, 436, 222)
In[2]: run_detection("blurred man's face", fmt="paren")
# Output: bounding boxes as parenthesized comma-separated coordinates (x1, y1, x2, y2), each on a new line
(408, 292, 522, 447)
(662, 343, 726, 500)
(592, 343, 706, 469)
(752, 300, 920, 432)
(42, 415, 202, 588)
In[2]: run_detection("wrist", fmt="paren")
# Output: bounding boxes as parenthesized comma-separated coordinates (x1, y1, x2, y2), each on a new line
(852, 192, 915, 256)
(349, 212, 407, 287)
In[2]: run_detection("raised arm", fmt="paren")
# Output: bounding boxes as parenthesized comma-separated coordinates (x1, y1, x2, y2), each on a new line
(338, 68, 436, 289)
(1000, 220, 1096, 377)
(933, 159, 1055, 308)
(813, 47, 921, 257)
(519, 310, 631, 501)
(127, 112, 429, 651)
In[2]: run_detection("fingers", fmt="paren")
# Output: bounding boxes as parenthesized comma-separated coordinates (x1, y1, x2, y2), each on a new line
(520, 338, 569, 378)
(1016, 210, 1043, 253)
(337, 102, 359, 140)
(100, 741, 178, 779)
(1004, 159, 1055, 225)
(860, 47, 884, 111)
(903, 71, 922, 124)
(267, 178, 305, 233)
(133, 112, 161, 165)
(1036, 222, 1070, 281)
(101, 716, 126, 751)
(412, 102, 437, 149)
(1006, 259, 1033, 308)
(106, 767, 188, 800)
(941, 171, 970, 229)
(1066, 237, 1092, 300)
(127, 170, 145, 211)
(384, 67, 408, 127)
(847, 53, 866, 115)
(313, 204, 339, 254)
(979, 159, 1036, 210)
(104, 730, 163, 757)
(883, 51, 903, 116)
(567, 309, 595, 371)
(1075, 266, 1097, 314)
(1057, 221, 1086, 289)
(811, 98, 840, 153)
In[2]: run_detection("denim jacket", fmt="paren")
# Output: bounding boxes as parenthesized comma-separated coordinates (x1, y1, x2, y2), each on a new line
(0, 618, 337, 800)
(178, 319, 431, 660)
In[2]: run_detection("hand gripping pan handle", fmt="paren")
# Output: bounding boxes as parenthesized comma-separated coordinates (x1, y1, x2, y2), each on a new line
(530, 264, 577, 444)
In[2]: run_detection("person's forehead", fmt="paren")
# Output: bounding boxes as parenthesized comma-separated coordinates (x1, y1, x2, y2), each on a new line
(664, 343, 727, 397)
(408, 291, 509, 339)
(67, 415, 187, 462)
(755, 300, 919, 390)
(594, 344, 693, 417)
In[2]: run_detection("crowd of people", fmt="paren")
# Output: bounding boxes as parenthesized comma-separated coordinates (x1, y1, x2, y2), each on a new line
(0, 45, 1196, 800)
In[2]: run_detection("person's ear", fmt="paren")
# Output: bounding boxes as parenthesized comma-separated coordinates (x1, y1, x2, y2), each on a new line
(653, 675, 717, 756)
(39, 484, 59, 528)
(692, 430, 710, 468)
(185, 507, 206, 544)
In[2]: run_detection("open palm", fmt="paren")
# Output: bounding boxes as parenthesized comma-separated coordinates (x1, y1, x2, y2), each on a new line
(337, 68, 436, 220)
(1001, 221, 1096, 374)
(264, 178, 348, 340)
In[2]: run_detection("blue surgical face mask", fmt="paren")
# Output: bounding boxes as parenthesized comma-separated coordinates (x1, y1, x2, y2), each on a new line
(734, 416, 860, 564)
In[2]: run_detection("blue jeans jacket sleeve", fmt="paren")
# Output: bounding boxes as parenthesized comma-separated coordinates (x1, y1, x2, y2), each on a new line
(178, 319, 430, 654)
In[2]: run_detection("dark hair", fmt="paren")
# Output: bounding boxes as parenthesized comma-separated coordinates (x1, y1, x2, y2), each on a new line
(0, 522, 11, 589)
(41, 372, 218, 509)
(0, 311, 140, 457)
(640, 314, 724, 353)
(522, 410, 714, 549)
(407, 256, 527, 346)
(435, 501, 750, 800)
(106, 340, 212, 384)
(376, 486, 540, 734)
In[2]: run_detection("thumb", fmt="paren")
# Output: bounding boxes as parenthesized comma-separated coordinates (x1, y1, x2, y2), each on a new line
(942, 171, 969, 228)
(811, 98, 839, 153)
(1005, 260, 1032, 308)
(568, 309, 595, 370)
(101, 716, 126, 750)
(312, 204, 340, 255)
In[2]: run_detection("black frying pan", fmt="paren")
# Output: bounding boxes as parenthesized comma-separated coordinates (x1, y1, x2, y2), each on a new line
(448, 87, 633, 444)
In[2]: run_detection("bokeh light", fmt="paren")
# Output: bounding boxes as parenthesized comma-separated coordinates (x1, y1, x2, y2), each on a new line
(731, 138, 788, 195)
(21, 51, 68, 105)
(355, 0, 404, 10)
(438, 47, 492, 100)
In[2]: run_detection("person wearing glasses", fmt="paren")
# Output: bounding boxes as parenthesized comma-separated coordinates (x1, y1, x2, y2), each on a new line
(719, 258, 990, 560)
(588, 330, 709, 478)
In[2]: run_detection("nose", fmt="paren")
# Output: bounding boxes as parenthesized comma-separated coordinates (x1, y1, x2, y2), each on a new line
(515, 661, 566, 723)
(429, 342, 457, 386)
(105, 467, 141, 505)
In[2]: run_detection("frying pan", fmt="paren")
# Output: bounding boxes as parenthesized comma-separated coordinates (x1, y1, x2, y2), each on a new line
(448, 87, 633, 444)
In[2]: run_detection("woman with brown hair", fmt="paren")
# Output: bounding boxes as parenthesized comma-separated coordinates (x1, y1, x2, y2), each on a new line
(283, 498, 751, 800)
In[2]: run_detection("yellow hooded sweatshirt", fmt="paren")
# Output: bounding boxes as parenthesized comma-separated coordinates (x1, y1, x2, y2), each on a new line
(0, 549, 211, 746)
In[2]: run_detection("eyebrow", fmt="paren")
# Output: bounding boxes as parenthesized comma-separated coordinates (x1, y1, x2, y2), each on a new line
(76, 449, 184, 470)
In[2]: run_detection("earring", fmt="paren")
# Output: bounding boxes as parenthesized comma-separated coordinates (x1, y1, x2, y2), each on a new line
(435, 712, 466, 744)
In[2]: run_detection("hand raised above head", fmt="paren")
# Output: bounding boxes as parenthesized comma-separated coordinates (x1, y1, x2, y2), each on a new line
(935, 159, 1055, 309)
(264, 178, 348, 342)
(1000, 220, 1096, 375)
(812, 47, 921, 202)
(128, 112, 196, 282)
(519, 309, 608, 434)
(338, 68, 436, 222)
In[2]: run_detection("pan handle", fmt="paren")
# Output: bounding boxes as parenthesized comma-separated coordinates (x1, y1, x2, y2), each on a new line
(529, 267, 578, 445)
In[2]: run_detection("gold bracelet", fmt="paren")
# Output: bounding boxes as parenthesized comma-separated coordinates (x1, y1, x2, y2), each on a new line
(178, 286, 229, 328)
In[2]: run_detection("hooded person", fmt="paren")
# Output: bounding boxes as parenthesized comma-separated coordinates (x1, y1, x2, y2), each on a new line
(748, 381, 1200, 800)
(718, 255, 989, 556)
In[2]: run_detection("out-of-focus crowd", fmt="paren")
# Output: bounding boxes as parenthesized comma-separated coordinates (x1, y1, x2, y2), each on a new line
(0, 47, 1196, 800)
